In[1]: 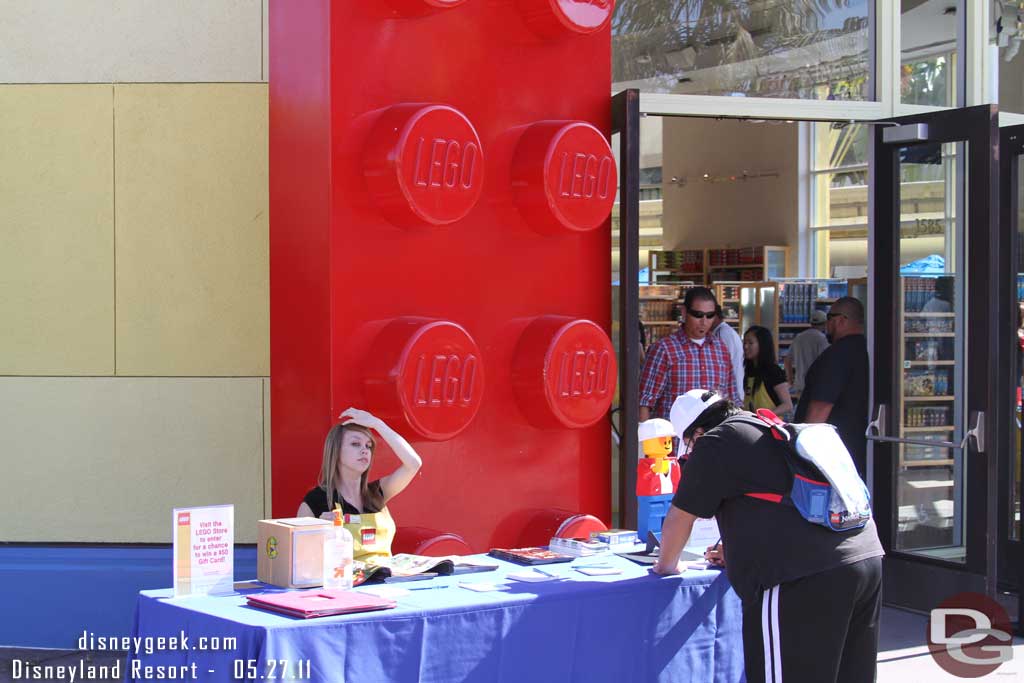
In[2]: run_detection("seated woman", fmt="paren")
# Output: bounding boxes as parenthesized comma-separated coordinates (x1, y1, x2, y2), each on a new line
(297, 407, 422, 563)
(742, 325, 793, 418)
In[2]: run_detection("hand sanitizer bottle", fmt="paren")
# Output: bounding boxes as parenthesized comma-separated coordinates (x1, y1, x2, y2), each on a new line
(323, 507, 353, 589)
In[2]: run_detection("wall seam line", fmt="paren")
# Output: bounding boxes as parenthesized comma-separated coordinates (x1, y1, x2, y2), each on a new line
(112, 84, 117, 377)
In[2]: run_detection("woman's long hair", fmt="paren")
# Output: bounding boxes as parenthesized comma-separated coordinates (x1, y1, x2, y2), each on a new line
(744, 325, 778, 396)
(317, 423, 385, 514)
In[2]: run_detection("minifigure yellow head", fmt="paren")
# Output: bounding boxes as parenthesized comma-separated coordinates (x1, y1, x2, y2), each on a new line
(638, 418, 675, 459)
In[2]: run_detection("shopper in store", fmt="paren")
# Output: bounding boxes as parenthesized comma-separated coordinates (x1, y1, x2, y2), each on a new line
(297, 407, 423, 562)
(742, 325, 793, 418)
(656, 389, 883, 683)
(794, 297, 870, 478)
(784, 309, 829, 398)
(712, 305, 745, 401)
(639, 287, 741, 425)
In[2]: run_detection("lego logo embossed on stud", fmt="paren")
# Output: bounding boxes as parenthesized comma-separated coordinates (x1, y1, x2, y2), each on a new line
(512, 121, 616, 233)
(412, 353, 480, 407)
(556, 349, 612, 398)
(511, 316, 617, 428)
(412, 138, 479, 191)
(364, 104, 484, 228)
(363, 318, 485, 440)
(557, 152, 614, 200)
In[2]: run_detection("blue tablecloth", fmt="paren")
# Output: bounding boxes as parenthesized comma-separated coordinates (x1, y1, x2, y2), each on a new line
(127, 554, 744, 683)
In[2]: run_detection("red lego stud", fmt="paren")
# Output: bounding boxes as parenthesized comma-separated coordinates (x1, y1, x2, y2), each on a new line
(362, 317, 485, 440)
(511, 316, 617, 428)
(517, 0, 614, 39)
(386, 0, 467, 17)
(511, 121, 617, 234)
(363, 104, 484, 228)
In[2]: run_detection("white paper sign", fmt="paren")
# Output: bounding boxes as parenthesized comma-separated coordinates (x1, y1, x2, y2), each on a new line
(685, 517, 720, 553)
(173, 504, 234, 597)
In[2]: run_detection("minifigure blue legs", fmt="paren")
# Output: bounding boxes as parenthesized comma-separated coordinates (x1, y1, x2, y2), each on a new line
(637, 493, 674, 544)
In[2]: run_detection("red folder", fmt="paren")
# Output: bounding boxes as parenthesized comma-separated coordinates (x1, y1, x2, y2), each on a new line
(246, 589, 396, 619)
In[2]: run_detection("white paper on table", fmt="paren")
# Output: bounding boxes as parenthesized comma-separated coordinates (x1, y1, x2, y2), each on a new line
(574, 566, 623, 576)
(684, 517, 720, 553)
(507, 570, 558, 583)
(459, 582, 506, 592)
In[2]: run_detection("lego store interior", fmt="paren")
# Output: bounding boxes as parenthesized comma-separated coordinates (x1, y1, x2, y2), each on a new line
(608, 112, 1021, 569)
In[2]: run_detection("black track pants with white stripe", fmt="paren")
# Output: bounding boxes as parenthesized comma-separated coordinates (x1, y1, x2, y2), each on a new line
(741, 556, 882, 683)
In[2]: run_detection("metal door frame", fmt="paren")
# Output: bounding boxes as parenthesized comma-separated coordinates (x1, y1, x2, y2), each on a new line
(869, 105, 1001, 610)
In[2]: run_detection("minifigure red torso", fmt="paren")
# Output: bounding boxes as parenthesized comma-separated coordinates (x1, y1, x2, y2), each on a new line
(636, 458, 680, 496)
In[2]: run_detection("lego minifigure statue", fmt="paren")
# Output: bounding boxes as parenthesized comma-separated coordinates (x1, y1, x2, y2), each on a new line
(636, 418, 680, 543)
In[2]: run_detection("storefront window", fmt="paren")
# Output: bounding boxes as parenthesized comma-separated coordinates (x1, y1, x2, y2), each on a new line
(810, 122, 869, 278)
(612, 0, 873, 100)
(900, 1, 960, 107)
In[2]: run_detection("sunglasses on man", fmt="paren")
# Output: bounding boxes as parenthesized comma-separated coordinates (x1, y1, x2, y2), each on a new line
(687, 309, 716, 320)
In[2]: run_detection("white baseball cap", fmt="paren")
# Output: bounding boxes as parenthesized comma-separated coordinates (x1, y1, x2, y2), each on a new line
(670, 389, 722, 438)
(637, 418, 675, 442)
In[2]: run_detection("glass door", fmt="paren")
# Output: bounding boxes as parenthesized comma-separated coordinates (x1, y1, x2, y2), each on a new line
(869, 106, 999, 611)
(1000, 125, 1024, 631)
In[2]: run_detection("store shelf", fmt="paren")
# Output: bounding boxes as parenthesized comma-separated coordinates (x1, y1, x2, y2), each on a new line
(904, 460, 955, 468)
(902, 426, 955, 432)
(709, 264, 763, 270)
(643, 321, 679, 326)
(904, 312, 956, 318)
(904, 361, 955, 366)
(902, 395, 955, 402)
(904, 333, 955, 338)
(779, 323, 811, 328)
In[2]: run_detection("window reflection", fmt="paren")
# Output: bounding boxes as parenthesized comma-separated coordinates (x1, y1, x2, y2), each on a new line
(612, 0, 872, 100)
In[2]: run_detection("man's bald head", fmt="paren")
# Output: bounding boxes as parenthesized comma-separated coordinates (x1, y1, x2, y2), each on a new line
(827, 297, 865, 341)
(830, 297, 864, 324)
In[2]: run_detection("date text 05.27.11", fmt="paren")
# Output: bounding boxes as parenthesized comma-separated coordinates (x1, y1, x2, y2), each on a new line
(233, 659, 312, 680)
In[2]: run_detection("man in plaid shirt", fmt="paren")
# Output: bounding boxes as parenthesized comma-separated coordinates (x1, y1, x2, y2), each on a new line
(640, 287, 741, 422)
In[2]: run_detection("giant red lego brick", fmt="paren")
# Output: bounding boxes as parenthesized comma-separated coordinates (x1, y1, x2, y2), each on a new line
(270, 0, 615, 549)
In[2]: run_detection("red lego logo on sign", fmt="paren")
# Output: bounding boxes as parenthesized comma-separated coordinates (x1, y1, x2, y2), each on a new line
(364, 104, 484, 228)
(363, 318, 485, 440)
(177, 512, 190, 526)
(361, 528, 376, 546)
(512, 316, 617, 428)
(512, 121, 616, 233)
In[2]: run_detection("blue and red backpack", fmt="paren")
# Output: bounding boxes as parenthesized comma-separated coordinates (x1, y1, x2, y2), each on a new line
(731, 409, 872, 532)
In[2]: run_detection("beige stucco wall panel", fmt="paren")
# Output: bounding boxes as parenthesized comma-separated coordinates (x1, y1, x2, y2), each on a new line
(115, 84, 269, 376)
(0, 0, 262, 83)
(0, 377, 264, 543)
(0, 85, 114, 375)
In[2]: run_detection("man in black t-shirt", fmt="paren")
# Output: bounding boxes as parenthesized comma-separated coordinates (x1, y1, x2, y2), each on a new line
(794, 297, 870, 478)
(658, 389, 883, 683)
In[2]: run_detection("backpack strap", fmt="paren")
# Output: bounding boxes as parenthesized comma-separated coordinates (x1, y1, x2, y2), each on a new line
(725, 411, 798, 506)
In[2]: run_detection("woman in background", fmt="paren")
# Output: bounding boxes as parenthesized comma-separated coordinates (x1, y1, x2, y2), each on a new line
(742, 325, 793, 418)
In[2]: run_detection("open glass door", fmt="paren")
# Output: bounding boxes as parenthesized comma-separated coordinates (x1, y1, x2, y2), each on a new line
(1000, 124, 1024, 632)
(869, 106, 999, 611)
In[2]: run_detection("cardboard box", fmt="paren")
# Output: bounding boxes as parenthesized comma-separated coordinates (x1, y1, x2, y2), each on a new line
(257, 517, 330, 588)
